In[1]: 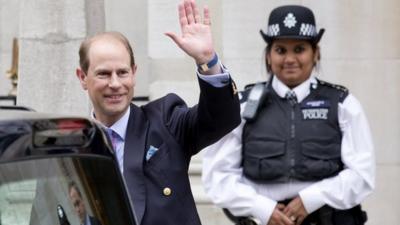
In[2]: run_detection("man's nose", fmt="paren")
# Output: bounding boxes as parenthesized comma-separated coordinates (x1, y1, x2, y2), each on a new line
(109, 73, 122, 88)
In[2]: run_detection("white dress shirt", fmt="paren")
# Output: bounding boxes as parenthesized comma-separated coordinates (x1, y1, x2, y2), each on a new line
(202, 74, 375, 225)
(83, 214, 92, 225)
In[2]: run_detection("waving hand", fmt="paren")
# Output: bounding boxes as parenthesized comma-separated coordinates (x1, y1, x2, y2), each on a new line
(165, 0, 215, 65)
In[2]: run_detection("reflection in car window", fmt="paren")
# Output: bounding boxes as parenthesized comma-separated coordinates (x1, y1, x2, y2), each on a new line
(0, 180, 36, 225)
(0, 156, 135, 225)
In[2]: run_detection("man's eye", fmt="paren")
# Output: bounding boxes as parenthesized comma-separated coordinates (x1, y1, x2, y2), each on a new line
(118, 70, 129, 77)
(97, 72, 110, 78)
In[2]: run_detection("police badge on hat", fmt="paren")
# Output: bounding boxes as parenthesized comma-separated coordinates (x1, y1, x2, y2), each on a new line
(260, 5, 325, 44)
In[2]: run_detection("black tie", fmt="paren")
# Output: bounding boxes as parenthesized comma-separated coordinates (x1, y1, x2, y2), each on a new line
(285, 90, 297, 106)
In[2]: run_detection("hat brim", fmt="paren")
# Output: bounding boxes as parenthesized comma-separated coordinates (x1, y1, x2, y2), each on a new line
(260, 28, 325, 44)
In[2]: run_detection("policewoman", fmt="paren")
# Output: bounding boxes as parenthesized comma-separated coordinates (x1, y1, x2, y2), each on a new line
(202, 5, 375, 225)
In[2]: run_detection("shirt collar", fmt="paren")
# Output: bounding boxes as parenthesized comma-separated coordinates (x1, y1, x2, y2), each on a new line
(271, 72, 318, 103)
(83, 214, 90, 225)
(91, 107, 130, 141)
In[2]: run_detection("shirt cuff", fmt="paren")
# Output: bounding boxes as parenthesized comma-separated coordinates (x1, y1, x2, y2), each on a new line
(251, 196, 277, 225)
(299, 184, 326, 214)
(197, 62, 230, 88)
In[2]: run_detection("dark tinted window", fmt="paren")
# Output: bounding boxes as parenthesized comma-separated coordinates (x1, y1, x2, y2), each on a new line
(0, 156, 135, 225)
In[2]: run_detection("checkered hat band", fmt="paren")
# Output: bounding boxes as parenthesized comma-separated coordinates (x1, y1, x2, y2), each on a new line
(266, 23, 317, 37)
(267, 24, 280, 36)
(299, 23, 317, 36)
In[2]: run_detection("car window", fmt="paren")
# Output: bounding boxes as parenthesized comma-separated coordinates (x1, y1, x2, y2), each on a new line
(0, 155, 135, 225)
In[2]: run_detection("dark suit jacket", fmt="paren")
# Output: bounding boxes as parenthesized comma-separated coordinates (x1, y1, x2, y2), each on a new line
(123, 78, 240, 225)
(87, 216, 102, 225)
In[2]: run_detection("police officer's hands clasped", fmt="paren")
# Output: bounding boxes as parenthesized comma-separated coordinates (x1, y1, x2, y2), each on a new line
(267, 203, 294, 225)
(283, 196, 308, 225)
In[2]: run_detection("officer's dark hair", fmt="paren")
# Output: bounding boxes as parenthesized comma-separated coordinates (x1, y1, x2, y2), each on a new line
(264, 40, 320, 74)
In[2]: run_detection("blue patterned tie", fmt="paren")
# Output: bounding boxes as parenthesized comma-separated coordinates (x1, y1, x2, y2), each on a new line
(107, 128, 118, 151)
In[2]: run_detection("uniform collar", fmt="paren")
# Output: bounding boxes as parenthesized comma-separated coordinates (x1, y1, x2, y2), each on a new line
(271, 72, 318, 103)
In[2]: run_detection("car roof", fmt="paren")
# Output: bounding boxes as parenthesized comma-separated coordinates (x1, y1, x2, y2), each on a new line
(0, 108, 115, 162)
(0, 109, 86, 121)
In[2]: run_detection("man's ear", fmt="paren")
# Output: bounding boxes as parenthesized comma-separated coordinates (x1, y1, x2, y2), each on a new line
(76, 68, 88, 90)
(131, 65, 138, 85)
(131, 64, 137, 75)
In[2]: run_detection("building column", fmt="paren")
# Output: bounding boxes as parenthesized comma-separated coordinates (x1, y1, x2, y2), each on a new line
(17, 0, 105, 115)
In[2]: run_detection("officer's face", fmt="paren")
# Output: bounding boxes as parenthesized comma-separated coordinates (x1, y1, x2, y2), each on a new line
(76, 37, 136, 126)
(267, 39, 319, 88)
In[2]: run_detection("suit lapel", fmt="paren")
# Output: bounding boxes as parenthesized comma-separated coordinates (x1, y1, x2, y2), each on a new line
(124, 104, 149, 225)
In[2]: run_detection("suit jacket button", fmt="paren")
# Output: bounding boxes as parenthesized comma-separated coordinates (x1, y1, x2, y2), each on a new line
(163, 187, 172, 196)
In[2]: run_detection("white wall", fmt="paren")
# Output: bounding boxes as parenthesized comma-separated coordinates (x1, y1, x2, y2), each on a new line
(0, 0, 20, 98)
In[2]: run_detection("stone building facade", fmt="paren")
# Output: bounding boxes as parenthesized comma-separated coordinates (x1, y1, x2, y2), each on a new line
(0, 0, 399, 224)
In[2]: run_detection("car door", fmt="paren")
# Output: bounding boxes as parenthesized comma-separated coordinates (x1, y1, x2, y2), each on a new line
(0, 110, 137, 225)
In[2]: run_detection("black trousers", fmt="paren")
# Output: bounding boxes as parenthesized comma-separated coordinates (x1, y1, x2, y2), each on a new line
(274, 198, 367, 225)
(285, 204, 367, 225)
(224, 204, 367, 225)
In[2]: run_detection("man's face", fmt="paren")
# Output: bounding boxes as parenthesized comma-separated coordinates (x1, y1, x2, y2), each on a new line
(77, 37, 136, 126)
(69, 187, 86, 223)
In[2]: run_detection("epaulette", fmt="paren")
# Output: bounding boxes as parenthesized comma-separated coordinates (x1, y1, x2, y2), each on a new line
(244, 81, 267, 91)
(318, 80, 348, 92)
(318, 79, 349, 102)
(239, 82, 267, 103)
(239, 89, 251, 104)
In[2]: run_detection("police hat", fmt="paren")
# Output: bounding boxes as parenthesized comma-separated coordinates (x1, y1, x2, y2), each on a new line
(260, 5, 325, 44)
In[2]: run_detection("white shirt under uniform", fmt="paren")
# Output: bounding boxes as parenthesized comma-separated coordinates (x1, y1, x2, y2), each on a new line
(202, 75, 375, 225)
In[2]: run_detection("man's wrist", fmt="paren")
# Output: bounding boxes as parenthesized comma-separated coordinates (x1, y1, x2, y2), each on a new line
(197, 53, 219, 73)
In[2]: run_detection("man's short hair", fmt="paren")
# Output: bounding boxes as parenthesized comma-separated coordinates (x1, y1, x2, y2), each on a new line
(68, 181, 82, 198)
(78, 31, 135, 74)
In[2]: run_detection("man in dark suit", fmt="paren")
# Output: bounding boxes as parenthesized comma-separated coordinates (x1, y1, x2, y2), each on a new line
(68, 182, 102, 225)
(75, 0, 240, 224)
